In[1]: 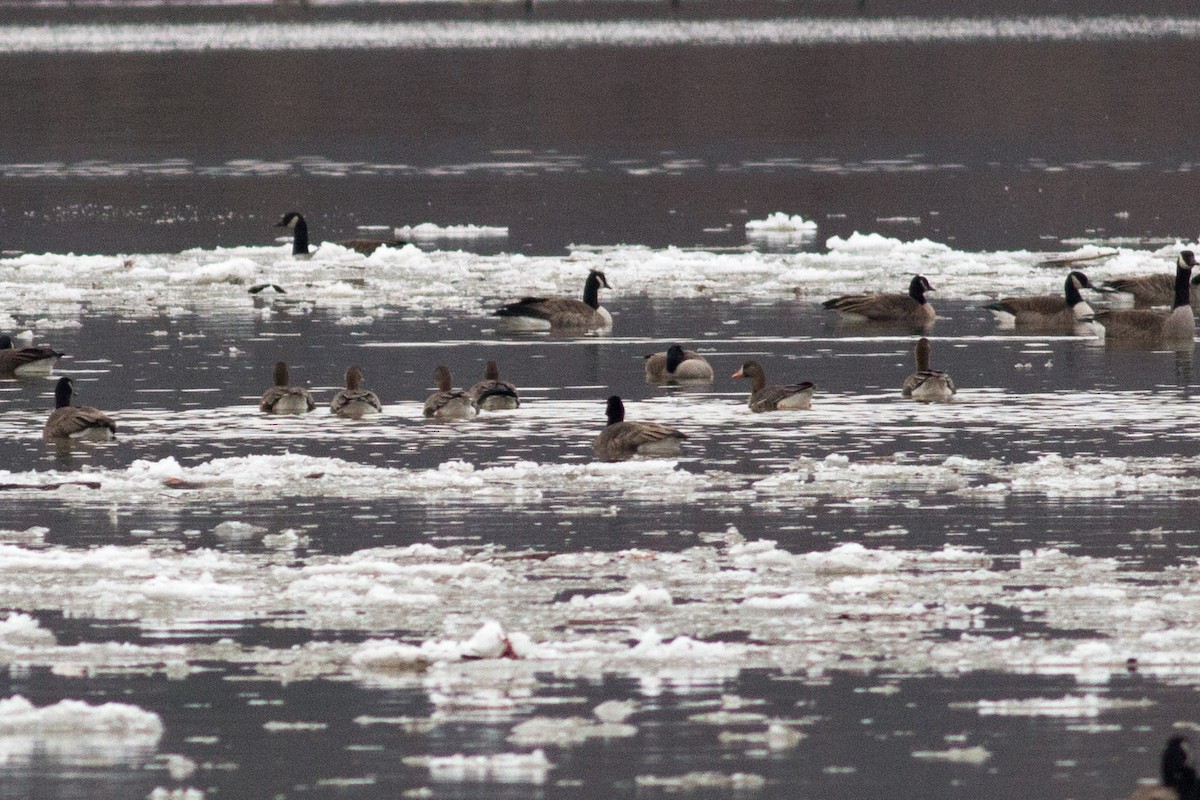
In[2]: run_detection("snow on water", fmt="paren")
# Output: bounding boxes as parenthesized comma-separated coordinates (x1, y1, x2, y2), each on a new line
(395, 222, 508, 240)
(0, 695, 163, 766)
(0, 230, 1192, 324)
(1, 17, 1200, 55)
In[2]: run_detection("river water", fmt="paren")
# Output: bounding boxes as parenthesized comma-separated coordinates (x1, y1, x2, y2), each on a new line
(1, 3, 1200, 799)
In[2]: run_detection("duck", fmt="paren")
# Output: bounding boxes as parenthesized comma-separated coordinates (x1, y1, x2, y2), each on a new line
(274, 211, 409, 257)
(330, 365, 382, 419)
(42, 377, 117, 441)
(0, 334, 63, 378)
(1128, 736, 1198, 800)
(821, 274, 935, 327)
(259, 361, 316, 414)
(1101, 270, 1200, 309)
(1093, 251, 1199, 345)
(424, 365, 477, 420)
(731, 360, 816, 412)
(901, 338, 956, 402)
(983, 270, 1094, 331)
(644, 344, 714, 384)
(592, 395, 686, 461)
(468, 361, 520, 410)
(493, 270, 612, 332)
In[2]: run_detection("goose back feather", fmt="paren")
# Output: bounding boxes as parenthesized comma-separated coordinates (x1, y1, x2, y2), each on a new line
(644, 344, 714, 384)
(494, 270, 613, 332)
(330, 365, 382, 418)
(260, 361, 316, 414)
(732, 360, 816, 412)
(822, 275, 935, 326)
(468, 361, 520, 410)
(0, 335, 63, 378)
(592, 395, 686, 461)
(424, 365, 478, 419)
(43, 377, 117, 440)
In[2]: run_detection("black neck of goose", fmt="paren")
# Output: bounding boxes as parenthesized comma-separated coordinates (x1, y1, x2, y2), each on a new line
(292, 217, 309, 256)
(1175, 264, 1194, 309)
(1064, 276, 1084, 307)
(583, 275, 601, 309)
(54, 379, 72, 409)
(0, 335, 11, 349)
(666, 348, 685, 373)
(915, 341, 931, 371)
(908, 277, 927, 305)
(605, 398, 624, 425)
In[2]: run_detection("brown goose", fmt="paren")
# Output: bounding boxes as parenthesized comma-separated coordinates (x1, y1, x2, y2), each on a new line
(1094, 251, 1198, 345)
(822, 274, 935, 326)
(901, 338, 956, 403)
(275, 211, 409, 257)
(644, 344, 714, 384)
(259, 361, 316, 414)
(1101, 270, 1200, 308)
(43, 377, 116, 441)
(330, 365, 382, 419)
(468, 361, 520, 410)
(1127, 736, 1196, 800)
(424, 365, 477, 420)
(0, 335, 63, 378)
(592, 395, 686, 461)
(731, 361, 816, 412)
(983, 270, 1094, 331)
(494, 270, 612, 332)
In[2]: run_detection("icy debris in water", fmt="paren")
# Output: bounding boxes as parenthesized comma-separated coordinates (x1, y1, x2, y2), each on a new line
(0, 695, 162, 738)
(352, 621, 521, 673)
(593, 699, 638, 723)
(159, 753, 198, 780)
(635, 771, 766, 792)
(568, 583, 672, 609)
(911, 745, 991, 764)
(263, 721, 328, 732)
(403, 749, 553, 784)
(149, 789, 204, 800)
(507, 716, 637, 746)
(689, 710, 769, 726)
(396, 222, 508, 239)
(741, 593, 813, 610)
(717, 723, 806, 750)
(630, 629, 750, 661)
(0, 614, 55, 647)
(211, 521, 263, 538)
(262, 528, 308, 550)
(968, 695, 1155, 717)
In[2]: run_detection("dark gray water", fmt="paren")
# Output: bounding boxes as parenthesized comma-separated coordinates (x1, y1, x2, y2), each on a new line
(2, 3, 1200, 799)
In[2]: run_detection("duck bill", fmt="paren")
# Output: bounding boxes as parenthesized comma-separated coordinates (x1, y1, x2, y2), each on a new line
(731, 368, 744, 379)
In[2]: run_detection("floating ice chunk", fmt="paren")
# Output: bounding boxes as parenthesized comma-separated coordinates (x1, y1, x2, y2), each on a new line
(0, 695, 163, 766)
(741, 593, 814, 610)
(717, 723, 805, 751)
(263, 721, 328, 732)
(970, 694, 1154, 717)
(403, 749, 553, 784)
(635, 771, 766, 791)
(507, 716, 636, 747)
(911, 745, 992, 764)
(630, 629, 749, 661)
(396, 222, 508, 239)
(745, 212, 818, 234)
(149, 789, 204, 800)
(825, 231, 950, 255)
(800, 542, 905, 573)
(569, 583, 673, 609)
(593, 700, 638, 723)
(0, 614, 55, 648)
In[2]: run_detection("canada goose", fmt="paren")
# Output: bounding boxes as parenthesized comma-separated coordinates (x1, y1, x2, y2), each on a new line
(330, 365, 382, 419)
(468, 361, 520, 410)
(1094, 251, 1199, 344)
(983, 270, 1094, 331)
(493, 270, 613, 332)
(731, 361, 816, 412)
(822, 274, 935, 326)
(274, 211, 409, 257)
(42, 377, 116, 441)
(0, 335, 63, 378)
(424, 365, 477, 420)
(1100, 272, 1200, 308)
(259, 361, 316, 414)
(644, 344, 714, 384)
(901, 338, 956, 402)
(1127, 736, 1197, 800)
(592, 395, 686, 461)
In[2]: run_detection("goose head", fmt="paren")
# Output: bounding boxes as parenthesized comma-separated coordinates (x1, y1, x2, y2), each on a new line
(731, 360, 765, 382)
(909, 274, 934, 302)
(1067, 270, 1091, 290)
(275, 211, 305, 230)
(666, 344, 688, 373)
(604, 395, 625, 425)
(53, 376, 74, 408)
(1179, 250, 1198, 270)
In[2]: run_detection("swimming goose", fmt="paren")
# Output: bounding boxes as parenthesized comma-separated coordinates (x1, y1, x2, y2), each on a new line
(644, 344, 714, 384)
(468, 361, 520, 410)
(43, 377, 116, 440)
(0, 335, 63, 378)
(259, 361, 316, 414)
(1093, 251, 1198, 344)
(901, 338, 956, 402)
(592, 395, 686, 461)
(822, 274, 936, 326)
(275, 211, 409, 257)
(1100, 271, 1200, 308)
(330, 365, 382, 419)
(731, 360, 816, 412)
(1128, 737, 1197, 800)
(983, 270, 1094, 331)
(493, 270, 613, 332)
(424, 365, 477, 420)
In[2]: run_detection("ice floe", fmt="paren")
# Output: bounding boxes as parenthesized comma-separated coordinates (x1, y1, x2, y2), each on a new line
(0, 695, 163, 766)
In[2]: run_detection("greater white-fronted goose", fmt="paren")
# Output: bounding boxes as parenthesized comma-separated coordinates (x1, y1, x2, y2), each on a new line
(983, 270, 1094, 331)
(822, 274, 935, 326)
(592, 395, 686, 461)
(644, 344, 714, 384)
(731, 360, 816, 412)
(901, 338, 956, 403)
(1127, 736, 1196, 800)
(468, 361, 520, 410)
(43, 377, 116, 441)
(259, 361, 316, 414)
(493, 270, 612, 332)
(424, 365, 477, 420)
(1101, 271, 1200, 308)
(275, 211, 409, 257)
(1094, 251, 1198, 345)
(0, 335, 63, 378)
(330, 365, 382, 419)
